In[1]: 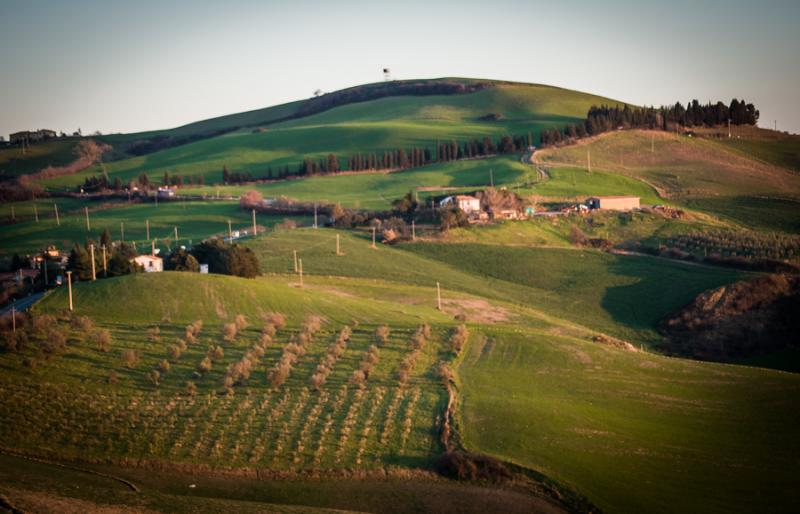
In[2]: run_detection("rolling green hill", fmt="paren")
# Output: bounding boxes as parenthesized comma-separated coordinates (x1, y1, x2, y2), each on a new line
(36, 79, 622, 189)
(0, 236, 793, 513)
(457, 326, 800, 514)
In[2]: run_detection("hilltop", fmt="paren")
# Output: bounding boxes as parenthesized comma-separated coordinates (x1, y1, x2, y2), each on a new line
(3, 78, 622, 189)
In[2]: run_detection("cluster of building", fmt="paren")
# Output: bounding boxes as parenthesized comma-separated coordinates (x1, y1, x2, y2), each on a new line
(8, 129, 58, 145)
(438, 193, 641, 223)
(438, 194, 526, 222)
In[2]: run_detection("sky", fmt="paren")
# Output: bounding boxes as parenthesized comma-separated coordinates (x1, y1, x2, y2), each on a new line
(1, 0, 799, 138)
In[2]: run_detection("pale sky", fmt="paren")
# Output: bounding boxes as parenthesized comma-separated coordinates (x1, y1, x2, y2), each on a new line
(1, 0, 798, 138)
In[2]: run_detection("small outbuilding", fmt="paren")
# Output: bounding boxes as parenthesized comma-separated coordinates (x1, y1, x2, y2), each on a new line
(587, 196, 640, 211)
(133, 255, 163, 273)
(157, 187, 176, 198)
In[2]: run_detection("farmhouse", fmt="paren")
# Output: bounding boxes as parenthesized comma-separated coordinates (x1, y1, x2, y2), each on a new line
(439, 195, 481, 214)
(157, 187, 176, 198)
(133, 255, 163, 273)
(9, 129, 57, 145)
(587, 196, 640, 211)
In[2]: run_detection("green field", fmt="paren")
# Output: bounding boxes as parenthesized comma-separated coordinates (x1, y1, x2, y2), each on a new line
(181, 155, 532, 210)
(442, 208, 720, 248)
(249, 229, 741, 344)
(707, 125, 800, 172)
(0, 200, 304, 256)
(402, 242, 741, 344)
(536, 130, 800, 232)
(522, 165, 661, 203)
(457, 326, 800, 514)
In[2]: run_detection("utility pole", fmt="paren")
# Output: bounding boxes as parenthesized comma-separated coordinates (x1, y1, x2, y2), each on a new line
(146, 219, 150, 241)
(151, 239, 156, 256)
(42, 249, 48, 286)
(33, 203, 38, 222)
(11, 307, 16, 333)
(336, 234, 341, 255)
(298, 258, 304, 287)
(85, 207, 91, 231)
(228, 219, 232, 241)
(174, 226, 178, 242)
(54, 203, 60, 226)
(489, 168, 494, 187)
(66, 271, 73, 311)
(102, 245, 107, 277)
(90, 244, 96, 280)
(436, 281, 442, 311)
(120, 222, 125, 243)
(293, 250, 298, 273)
(774, 120, 777, 131)
(252, 209, 257, 236)
(412, 220, 416, 241)
(727, 119, 732, 138)
(371, 226, 376, 248)
(313, 204, 318, 229)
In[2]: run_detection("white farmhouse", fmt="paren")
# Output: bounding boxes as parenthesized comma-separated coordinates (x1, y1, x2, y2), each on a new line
(133, 255, 164, 273)
(439, 195, 481, 214)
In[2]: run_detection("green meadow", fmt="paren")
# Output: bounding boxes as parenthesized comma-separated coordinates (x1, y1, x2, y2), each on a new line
(0, 199, 305, 256)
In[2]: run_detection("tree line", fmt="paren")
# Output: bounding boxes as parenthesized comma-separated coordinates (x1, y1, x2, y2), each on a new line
(82, 170, 205, 193)
(540, 98, 759, 146)
(222, 133, 534, 184)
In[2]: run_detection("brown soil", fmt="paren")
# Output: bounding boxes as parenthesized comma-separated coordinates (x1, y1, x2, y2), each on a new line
(0, 488, 155, 514)
(440, 298, 511, 324)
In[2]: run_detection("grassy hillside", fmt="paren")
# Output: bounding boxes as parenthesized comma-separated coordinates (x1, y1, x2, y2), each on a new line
(180, 155, 531, 210)
(0, 227, 793, 513)
(37, 81, 621, 189)
(35, 272, 448, 326)
(402, 242, 741, 344)
(0, 200, 304, 256)
(3, 272, 453, 472)
(520, 165, 661, 203)
(247, 228, 740, 344)
(440, 208, 720, 248)
(457, 326, 800, 514)
(536, 129, 800, 231)
(694, 125, 800, 172)
(0, 138, 79, 180)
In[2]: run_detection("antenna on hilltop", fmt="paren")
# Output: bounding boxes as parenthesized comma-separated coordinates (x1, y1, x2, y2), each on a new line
(383, 68, 391, 82)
